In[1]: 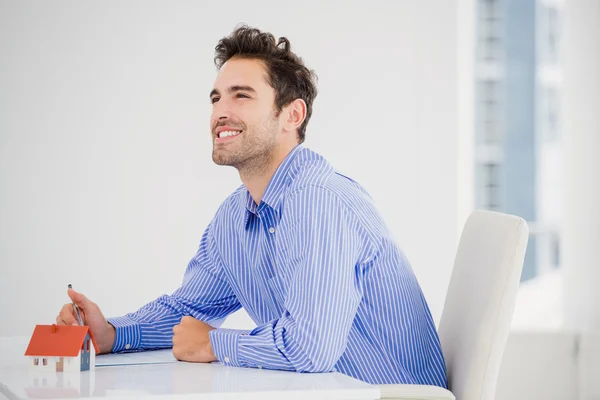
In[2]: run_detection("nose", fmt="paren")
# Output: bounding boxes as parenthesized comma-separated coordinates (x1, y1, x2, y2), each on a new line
(211, 103, 233, 133)
(211, 96, 234, 120)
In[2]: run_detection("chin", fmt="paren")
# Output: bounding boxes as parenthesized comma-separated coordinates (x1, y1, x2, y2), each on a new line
(212, 157, 229, 166)
(212, 153, 235, 166)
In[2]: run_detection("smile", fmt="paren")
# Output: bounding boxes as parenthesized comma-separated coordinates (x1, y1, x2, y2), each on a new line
(218, 130, 242, 138)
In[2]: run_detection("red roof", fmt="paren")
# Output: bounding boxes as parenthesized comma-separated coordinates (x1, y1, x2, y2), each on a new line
(24, 325, 99, 357)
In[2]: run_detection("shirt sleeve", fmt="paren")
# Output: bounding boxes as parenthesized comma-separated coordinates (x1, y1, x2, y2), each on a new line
(107, 221, 241, 352)
(209, 186, 364, 372)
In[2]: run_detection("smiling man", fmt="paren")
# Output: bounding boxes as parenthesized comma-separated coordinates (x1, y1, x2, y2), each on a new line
(56, 25, 448, 387)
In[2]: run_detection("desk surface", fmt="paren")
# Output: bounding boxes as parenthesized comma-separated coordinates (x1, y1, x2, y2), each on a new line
(0, 336, 380, 400)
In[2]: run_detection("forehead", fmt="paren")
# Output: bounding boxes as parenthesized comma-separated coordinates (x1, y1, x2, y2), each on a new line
(213, 58, 271, 92)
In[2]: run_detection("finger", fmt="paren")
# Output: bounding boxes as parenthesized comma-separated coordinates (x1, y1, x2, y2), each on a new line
(58, 304, 77, 325)
(72, 304, 87, 324)
(172, 333, 181, 349)
(172, 347, 183, 361)
(69, 305, 82, 325)
(67, 289, 93, 309)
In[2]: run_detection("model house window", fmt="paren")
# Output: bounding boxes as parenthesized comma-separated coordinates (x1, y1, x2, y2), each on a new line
(34, 358, 39, 366)
(42, 358, 47, 366)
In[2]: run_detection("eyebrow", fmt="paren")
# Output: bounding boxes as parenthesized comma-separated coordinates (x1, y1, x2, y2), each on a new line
(210, 85, 257, 98)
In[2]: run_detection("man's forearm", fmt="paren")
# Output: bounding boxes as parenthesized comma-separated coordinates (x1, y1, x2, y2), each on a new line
(209, 319, 346, 373)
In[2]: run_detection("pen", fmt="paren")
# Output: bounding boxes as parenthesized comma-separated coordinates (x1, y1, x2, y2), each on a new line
(68, 283, 84, 326)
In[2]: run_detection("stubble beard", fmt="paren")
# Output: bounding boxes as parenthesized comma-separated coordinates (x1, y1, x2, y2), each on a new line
(212, 118, 279, 178)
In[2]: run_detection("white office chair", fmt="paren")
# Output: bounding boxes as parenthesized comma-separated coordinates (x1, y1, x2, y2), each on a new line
(379, 210, 529, 400)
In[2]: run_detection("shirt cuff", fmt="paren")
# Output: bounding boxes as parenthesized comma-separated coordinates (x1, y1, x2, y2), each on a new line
(106, 316, 142, 353)
(209, 328, 250, 367)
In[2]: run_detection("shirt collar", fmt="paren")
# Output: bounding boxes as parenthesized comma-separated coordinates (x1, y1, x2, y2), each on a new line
(244, 144, 304, 228)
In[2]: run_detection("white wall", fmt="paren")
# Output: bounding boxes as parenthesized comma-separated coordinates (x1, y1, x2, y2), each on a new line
(0, 0, 460, 337)
(496, 331, 600, 400)
(496, 332, 579, 400)
(563, 0, 600, 332)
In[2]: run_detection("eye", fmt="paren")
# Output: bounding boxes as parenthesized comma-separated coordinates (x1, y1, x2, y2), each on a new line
(211, 96, 220, 104)
(236, 93, 250, 99)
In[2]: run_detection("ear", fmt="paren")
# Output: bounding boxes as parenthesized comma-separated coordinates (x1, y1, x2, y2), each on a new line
(282, 99, 307, 135)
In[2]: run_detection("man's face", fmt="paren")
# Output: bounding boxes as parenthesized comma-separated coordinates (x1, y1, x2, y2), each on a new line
(209, 58, 281, 170)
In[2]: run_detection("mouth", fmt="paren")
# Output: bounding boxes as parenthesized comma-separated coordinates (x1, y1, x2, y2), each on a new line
(217, 129, 242, 139)
(215, 129, 242, 143)
(214, 125, 243, 143)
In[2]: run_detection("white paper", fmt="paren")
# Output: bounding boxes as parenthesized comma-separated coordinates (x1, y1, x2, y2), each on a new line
(96, 348, 177, 366)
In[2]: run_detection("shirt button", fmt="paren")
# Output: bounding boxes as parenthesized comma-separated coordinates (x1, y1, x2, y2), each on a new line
(268, 227, 275, 234)
(125, 344, 131, 350)
(224, 356, 230, 363)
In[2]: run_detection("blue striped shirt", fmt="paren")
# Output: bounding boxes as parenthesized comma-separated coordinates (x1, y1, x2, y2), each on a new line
(107, 145, 447, 386)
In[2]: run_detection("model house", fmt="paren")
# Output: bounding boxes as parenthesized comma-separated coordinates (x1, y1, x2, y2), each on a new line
(24, 324, 98, 372)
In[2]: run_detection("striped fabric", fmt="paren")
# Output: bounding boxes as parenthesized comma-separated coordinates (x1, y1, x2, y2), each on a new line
(107, 145, 447, 386)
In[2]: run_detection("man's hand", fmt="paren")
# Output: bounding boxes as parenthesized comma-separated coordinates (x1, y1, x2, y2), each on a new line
(56, 289, 116, 354)
(172, 316, 217, 363)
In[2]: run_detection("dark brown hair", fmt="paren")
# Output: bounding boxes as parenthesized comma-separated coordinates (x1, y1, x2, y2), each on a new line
(214, 25, 318, 144)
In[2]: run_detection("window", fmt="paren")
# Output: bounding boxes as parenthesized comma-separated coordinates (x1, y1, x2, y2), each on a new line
(551, 232, 561, 268)
(33, 358, 39, 366)
(540, 5, 561, 65)
(478, 80, 502, 143)
(42, 358, 47, 366)
(481, 0, 500, 22)
(478, 0, 503, 62)
(541, 87, 560, 141)
(482, 163, 501, 210)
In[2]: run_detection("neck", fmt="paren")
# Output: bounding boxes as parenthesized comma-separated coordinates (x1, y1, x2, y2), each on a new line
(239, 143, 297, 205)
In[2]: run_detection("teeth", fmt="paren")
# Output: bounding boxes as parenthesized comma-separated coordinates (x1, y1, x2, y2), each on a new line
(219, 130, 241, 138)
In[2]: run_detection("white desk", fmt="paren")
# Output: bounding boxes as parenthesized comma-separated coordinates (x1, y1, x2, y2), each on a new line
(0, 337, 380, 400)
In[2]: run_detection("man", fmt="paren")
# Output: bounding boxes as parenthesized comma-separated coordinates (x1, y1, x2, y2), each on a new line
(57, 25, 447, 387)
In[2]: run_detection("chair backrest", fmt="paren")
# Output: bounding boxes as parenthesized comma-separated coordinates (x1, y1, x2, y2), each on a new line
(438, 210, 529, 400)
